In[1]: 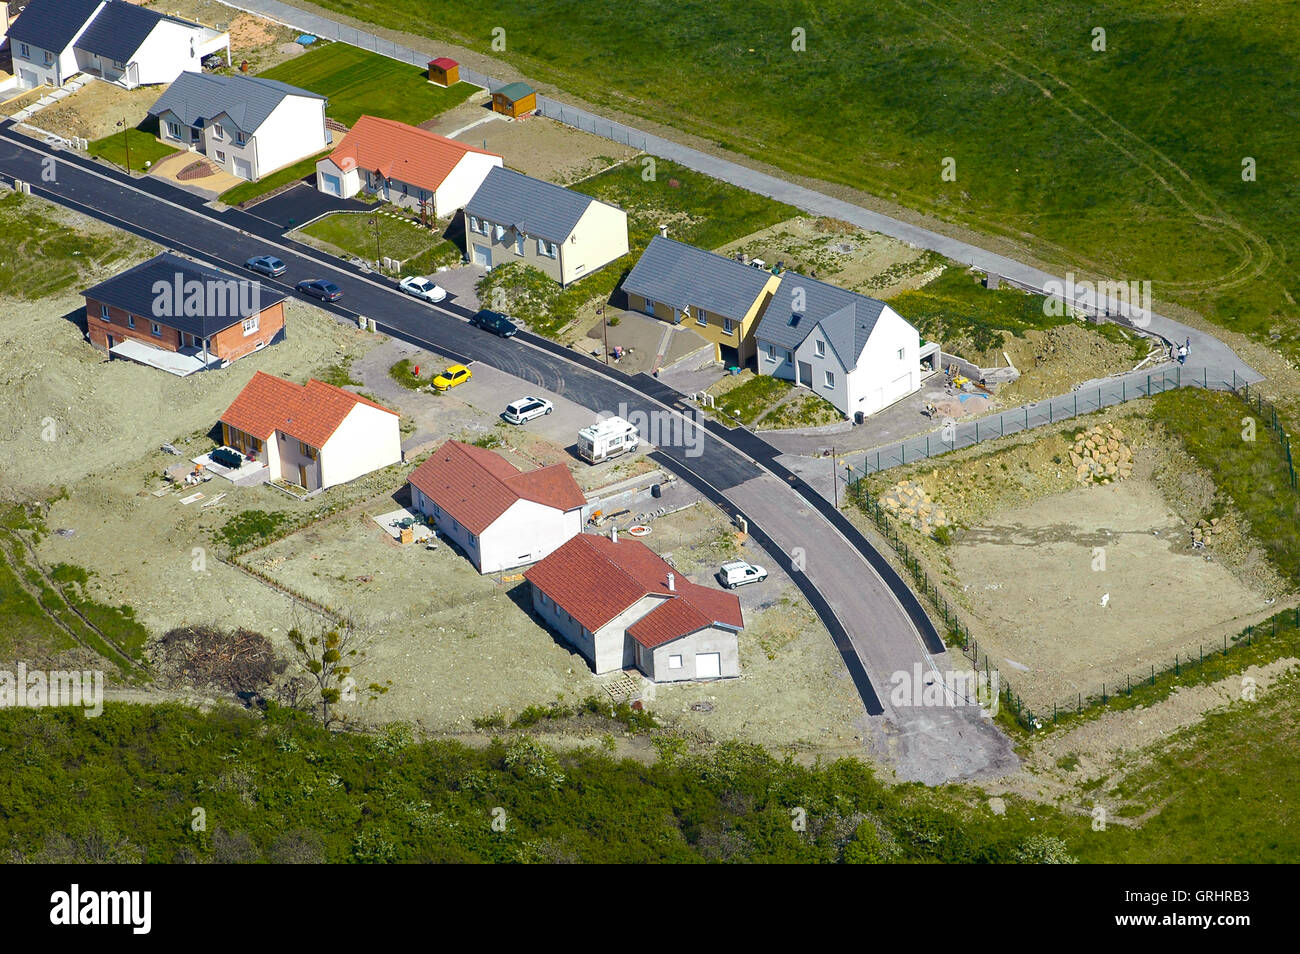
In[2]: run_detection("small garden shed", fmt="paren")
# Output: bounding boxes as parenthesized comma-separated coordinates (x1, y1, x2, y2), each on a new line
(492, 81, 537, 118)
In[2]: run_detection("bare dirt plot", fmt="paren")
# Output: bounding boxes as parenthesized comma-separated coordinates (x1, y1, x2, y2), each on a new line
(31, 82, 167, 142)
(949, 479, 1277, 709)
(433, 109, 637, 185)
(0, 287, 378, 494)
(715, 216, 944, 298)
(140, 1, 301, 72)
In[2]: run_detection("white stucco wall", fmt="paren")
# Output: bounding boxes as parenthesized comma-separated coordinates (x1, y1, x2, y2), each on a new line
(642, 626, 740, 683)
(433, 151, 503, 218)
(317, 402, 401, 489)
(843, 306, 920, 415)
(252, 94, 328, 177)
(127, 20, 205, 86)
(560, 200, 629, 285)
(477, 498, 581, 574)
(315, 157, 361, 198)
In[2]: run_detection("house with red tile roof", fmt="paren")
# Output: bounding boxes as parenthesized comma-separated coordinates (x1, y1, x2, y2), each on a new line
(407, 440, 586, 573)
(219, 371, 401, 492)
(524, 531, 743, 682)
(314, 114, 503, 217)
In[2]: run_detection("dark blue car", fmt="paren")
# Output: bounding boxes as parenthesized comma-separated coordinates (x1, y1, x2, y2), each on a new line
(470, 309, 517, 338)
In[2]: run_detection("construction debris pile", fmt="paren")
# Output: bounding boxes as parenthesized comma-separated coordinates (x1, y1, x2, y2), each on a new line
(1192, 517, 1222, 548)
(880, 479, 949, 533)
(1069, 423, 1133, 483)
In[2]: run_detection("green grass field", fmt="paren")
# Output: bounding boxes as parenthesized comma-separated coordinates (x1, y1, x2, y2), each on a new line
(257, 42, 475, 126)
(298, 211, 461, 275)
(309, 0, 1300, 359)
(86, 128, 177, 173)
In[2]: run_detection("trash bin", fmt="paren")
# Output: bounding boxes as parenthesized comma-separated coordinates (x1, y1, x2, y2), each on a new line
(854, 411, 866, 425)
(651, 483, 662, 499)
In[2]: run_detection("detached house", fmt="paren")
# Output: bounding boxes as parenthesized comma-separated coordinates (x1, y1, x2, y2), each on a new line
(315, 115, 502, 216)
(9, 0, 229, 90)
(755, 274, 921, 419)
(525, 532, 744, 683)
(220, 371, 402, 492)
(149, 73, 327, 181)
(464, 167, 629, 286)
(83, 252, 286, 375)
(407, 440, 586, 574)
(621, 235, 780, 366)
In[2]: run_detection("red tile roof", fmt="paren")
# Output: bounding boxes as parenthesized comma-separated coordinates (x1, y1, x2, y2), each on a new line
(220, 371, 397, 449)
(429, 57, 458, 70)
(326, 114, 500, 195)
(524, 534, 743, 646)
(407, 440, 586, 535)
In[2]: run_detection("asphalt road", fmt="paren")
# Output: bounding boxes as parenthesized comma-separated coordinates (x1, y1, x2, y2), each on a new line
(0, 125, 1017, 782)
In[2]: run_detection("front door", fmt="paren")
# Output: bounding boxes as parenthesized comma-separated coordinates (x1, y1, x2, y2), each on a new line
(298, 464, 308, 488)
(797, 361, 812, 388)
(106, 335, 115, 350)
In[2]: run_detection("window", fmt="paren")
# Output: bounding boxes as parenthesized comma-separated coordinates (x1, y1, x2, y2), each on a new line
(785, 350, 792, 363)
(297, 441, 318, 459)
(824, 369, 835, 389)
(18, 44, 28, 58)
(127, 315, 135, 329)
(494, 224, 506, 241)
(99, 305, 111, 321)
(723, 317, 733, 334)
(43, 51, 53, 64)
(167, 121, 182, 139)
(112, 59, 124, 70)
(215, 150, 226, 163)
(150, 322, 162, 337)
(645, 301, 656, 317)
(212, 123, 224, 140)
(897, 347, 905, 360)
(235, 132, 247, 146)
(537, 238, 556, 258)
(815, 339, 825, 357)
(242, 315, 259, 335)
(766, 343, 775, 361)
(668, 655, 683, 669)
(695, 309, 707, 327)
(515, 232, 525, 256)
(469, 215, 480, 233)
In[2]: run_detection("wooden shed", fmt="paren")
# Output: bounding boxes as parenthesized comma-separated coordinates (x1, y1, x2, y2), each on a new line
(492, 82, 537, 118)
(427, 57, 459, 86)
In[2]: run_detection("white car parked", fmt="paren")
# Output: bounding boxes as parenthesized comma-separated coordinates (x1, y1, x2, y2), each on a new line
(399, 276, 448, 303)
(718, 560, 768, 589)
(503, 396, 554, 425)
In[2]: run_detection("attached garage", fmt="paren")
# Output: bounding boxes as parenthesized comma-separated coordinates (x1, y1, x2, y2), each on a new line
(695, 652, 721, 679)
(320, 172, 341, 196)
(232, 156, 253, 180)
(472, 243, 492, 267)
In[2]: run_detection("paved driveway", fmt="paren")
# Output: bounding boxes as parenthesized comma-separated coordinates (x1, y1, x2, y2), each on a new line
(245, 181, 373, 230)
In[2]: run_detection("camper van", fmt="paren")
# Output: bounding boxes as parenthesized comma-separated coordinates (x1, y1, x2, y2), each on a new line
(578, 416, 639, 463)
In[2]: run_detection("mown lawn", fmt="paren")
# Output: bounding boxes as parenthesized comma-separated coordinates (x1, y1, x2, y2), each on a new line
(305, 0, 1300, 360)
(711, 374, 791, 425)
(86, 128, 177, 173)
(257, 42, 475, 126)
(298, 211, 461, 275)
(220, 149, 336, 206)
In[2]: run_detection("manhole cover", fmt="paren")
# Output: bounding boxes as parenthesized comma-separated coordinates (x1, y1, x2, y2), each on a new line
(690, 701, 714, 713)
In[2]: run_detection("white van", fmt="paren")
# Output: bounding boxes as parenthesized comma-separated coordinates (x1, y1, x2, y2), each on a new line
(578, 416, 639, 463)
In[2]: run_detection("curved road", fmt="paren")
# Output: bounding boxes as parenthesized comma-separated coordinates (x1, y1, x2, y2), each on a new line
(0, 125, 1015, 783)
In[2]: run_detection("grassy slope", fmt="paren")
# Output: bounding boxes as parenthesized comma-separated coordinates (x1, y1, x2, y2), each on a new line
(86, 128, 177, 173)
(0, 193, 148, 298)
(257, 42, 475, 125)
(310, 0, 1300, 355)
(220, 150, 333, 206)
(299, 211, 461, 273)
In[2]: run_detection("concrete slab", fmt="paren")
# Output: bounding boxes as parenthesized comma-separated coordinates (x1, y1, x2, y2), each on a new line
(373, 507, 435, 544)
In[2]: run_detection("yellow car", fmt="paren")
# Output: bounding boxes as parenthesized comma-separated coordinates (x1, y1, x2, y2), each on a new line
(432, 364, 472, 391)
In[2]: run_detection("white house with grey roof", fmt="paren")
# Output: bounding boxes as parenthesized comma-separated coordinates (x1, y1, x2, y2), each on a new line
(755, 274, 921, 418)
(8, 0, 228, 90)
(463, 167, 628, 286)
(149, 72, 327, 181)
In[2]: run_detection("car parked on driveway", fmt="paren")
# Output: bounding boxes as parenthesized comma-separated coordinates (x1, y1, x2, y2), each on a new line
(503, 396, 553, 424)
(399, 275, 447, 303)
(245, 255, 286, 277)
(717, 560, 768, 589)
(469, 309, 517, 338)
(432, 364, 472, 391)
(296, 279, 343, 302)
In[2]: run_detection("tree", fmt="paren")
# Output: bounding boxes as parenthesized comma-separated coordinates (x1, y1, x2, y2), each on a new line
(285, 613, 388, 727)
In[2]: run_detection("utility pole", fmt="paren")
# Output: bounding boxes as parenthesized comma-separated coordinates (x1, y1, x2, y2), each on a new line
(369, 215, 381, 266)
(122, 117, 131, 171)
(599, 306, 609, 365)
(832, 445, 838, 508)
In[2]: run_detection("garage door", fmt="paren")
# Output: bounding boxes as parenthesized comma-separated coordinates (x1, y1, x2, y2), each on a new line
(321, 173, 341, 196)
(233, 157, 253, 180)
(696, 652, 721, 679)
(18, 69, 38, 89)
(472, 244, 491, 267)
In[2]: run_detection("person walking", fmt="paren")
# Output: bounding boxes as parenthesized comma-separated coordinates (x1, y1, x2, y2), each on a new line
(1178, 344, 1188, 364)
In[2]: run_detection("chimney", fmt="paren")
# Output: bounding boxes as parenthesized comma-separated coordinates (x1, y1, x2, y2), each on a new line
(666, 572, 675, 592)
(610, 526, 618, 544)
(658, 225, 668, 238)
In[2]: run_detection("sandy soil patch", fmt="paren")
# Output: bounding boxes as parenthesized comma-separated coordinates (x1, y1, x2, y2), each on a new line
(716, 216, 942, 298)
(139, 2, 301, 72)
(989, 323, 1150, 405)
(950, 479, 1276, 708)
(32, 82, 167, 141)
(434, 108, 637, 185)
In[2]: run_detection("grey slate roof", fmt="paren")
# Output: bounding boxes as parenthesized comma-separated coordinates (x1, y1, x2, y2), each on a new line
(148, 72, 321, 134)
(465, 167, 596, 242)
(8, 0, 104, 53)
(82, 252, 287, 338)
(621, 235, 773, 322)
(75, 0, 200, 62)
(755, 273, 889, 371)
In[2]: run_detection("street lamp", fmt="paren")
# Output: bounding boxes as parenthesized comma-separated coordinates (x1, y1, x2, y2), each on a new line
(599, 306, 609, 365)
(368, 216, 381, 266)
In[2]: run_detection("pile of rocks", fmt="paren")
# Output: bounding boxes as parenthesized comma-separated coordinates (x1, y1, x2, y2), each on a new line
(1192, 517, 1222, 547)
(1069, 423, 1133, 483)
(880, 479, 949, 533)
